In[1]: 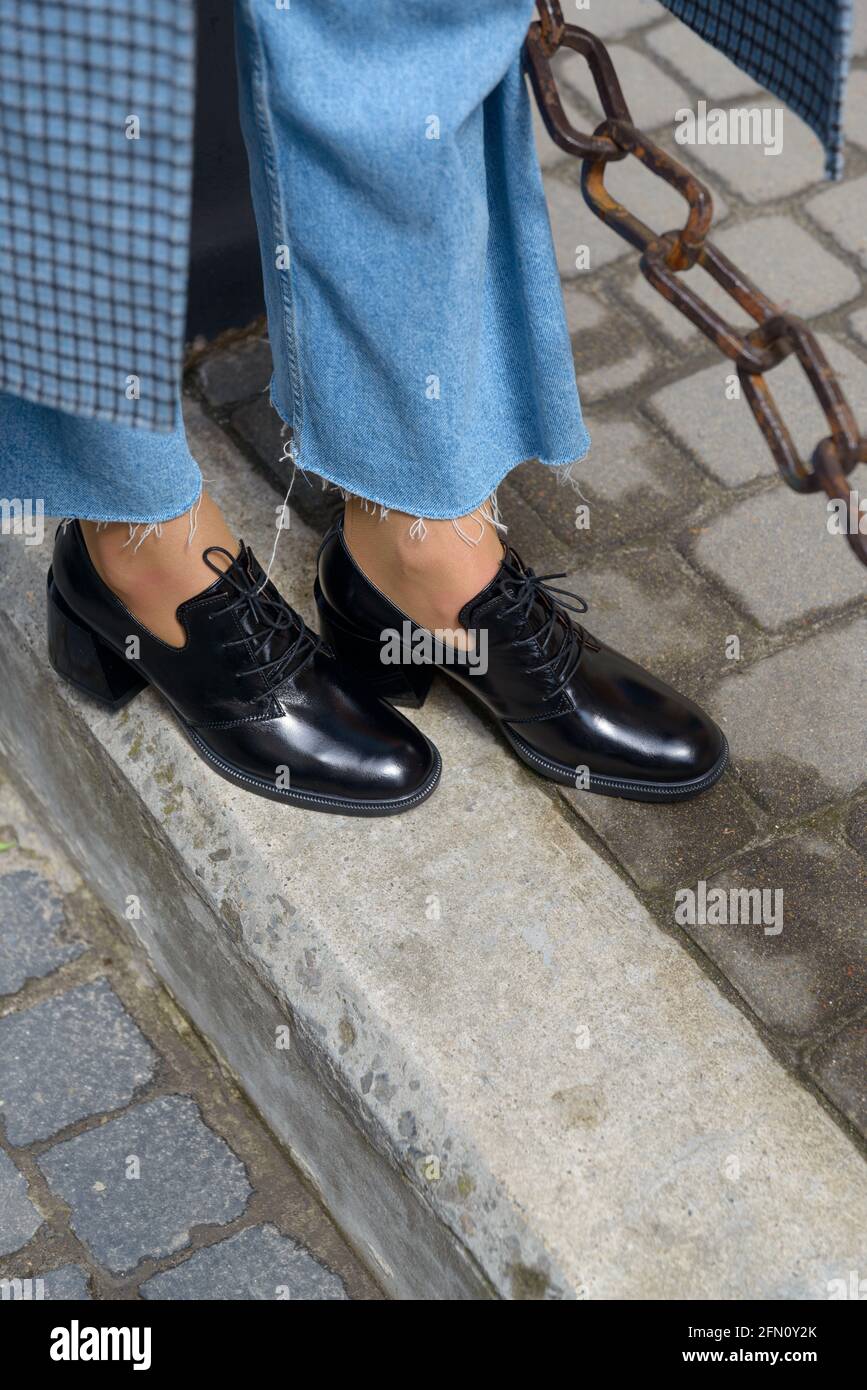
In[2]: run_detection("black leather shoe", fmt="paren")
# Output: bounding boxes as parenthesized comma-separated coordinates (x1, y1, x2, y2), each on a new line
(315, 519, 728, 802)
(47, 521, 440, 816)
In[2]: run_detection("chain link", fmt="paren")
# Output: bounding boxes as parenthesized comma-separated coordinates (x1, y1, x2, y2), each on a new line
(525, 0, 867, 566)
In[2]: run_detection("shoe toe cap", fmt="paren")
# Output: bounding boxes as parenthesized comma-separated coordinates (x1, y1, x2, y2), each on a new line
(513, 669, 728, 790)
(342, 718, 440, 803)
(653, 702, 727, 782)
(197, 702, 439, 808)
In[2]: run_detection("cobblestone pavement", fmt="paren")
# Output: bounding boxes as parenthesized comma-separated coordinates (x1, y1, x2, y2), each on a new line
(0, 777, 381, 1301)
(188, 1, 866, 1155)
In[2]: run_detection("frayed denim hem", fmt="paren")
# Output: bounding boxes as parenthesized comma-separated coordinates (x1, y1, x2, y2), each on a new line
(60, 482, 204, 536)
(268, 389, 591, 524)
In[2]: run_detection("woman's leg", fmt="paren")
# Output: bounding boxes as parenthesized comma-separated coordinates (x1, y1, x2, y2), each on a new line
(237, 0, 728, 801)
(343, 498, 504, 638)
(81, 493, 237, 648)
(234, 0, 588, 519)
(0, 390, 202, 528)
(0, 389, 241, 645)
(24, 389, 440, 815)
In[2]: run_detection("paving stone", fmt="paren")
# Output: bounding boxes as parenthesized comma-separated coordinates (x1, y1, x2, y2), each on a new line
(690, 487, 866, 631)
(561, 283, 605, 337)
(15, 1264, 92, 1300)
(844, 69, 867, 150)
(681, 834, 866, 1043)
(628, 217, 860, 346)
(570, 301, 657, 404)
(807, 1017, 867, 1140)
(626, 266, 711, 345)
(710, 618, 867, 818)
(807, 174, 867, 270)
(498, 453, 594, 549)
(565, 539, 747, 684)
(0, 777, 375, 1302)
(229, 393, 284, 472)
(504, 419, 709, 552)
(851, 306, 867, 349)
(545, 171, 624, 275)
(853, 3, 867, 57)
(685, 100, 826, 202)
(562, 774, 759, 895)
(645, 20, 764, 100)
(0, 1150, 42, 1256)
(650, 333, 867, 489)
(140, 1223, 347, 1301)
(568, 0, 666, 39)
(577, 44, 693, 131)
(195, 337, 272, 409)
(0, 867, 85, 996)
(572, 415, 710, 544)
(228, 395, 341, 536)
(37, 1095, 251, 1274)
(497, 476, 575, 572)
(846, 799, 867, 858)
(575, 346, 655, 403)
(0, 979, 156, 1145)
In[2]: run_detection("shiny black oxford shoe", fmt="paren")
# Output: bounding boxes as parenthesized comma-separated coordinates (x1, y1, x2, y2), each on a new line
(315, 519, 729, 802)
(47, 520, 441, 816)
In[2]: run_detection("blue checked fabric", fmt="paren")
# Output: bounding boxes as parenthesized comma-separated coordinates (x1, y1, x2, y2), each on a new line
(0, 0, 852, 434)
(0, 0, 195, 433)
(661, 0, 853, 179)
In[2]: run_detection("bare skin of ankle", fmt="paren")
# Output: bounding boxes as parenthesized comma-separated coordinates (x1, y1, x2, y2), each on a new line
(80, 491, 238, 647)
(343, 498, 504, 642)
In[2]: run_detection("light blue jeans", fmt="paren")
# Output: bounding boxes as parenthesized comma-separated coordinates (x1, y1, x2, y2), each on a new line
(1, 0, 588, 523)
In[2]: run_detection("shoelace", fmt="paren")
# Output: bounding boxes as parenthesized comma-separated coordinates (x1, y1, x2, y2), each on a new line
(497, 558, 591, 695)
(203, 546, 321, 688)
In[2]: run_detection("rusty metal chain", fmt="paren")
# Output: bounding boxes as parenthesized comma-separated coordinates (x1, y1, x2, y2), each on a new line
(525, 0, 867, 566)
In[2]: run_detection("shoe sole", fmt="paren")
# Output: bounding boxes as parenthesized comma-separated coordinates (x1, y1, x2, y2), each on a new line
(177, 716, 442, 818)
(502, 721, 730, 803)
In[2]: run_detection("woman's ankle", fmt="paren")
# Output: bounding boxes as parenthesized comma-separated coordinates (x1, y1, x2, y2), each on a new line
(342, 496, 504, 633)
(80, 493, 237, 646)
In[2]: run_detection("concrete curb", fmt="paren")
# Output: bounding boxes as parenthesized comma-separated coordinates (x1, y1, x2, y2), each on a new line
(2, 400, 865, 1298)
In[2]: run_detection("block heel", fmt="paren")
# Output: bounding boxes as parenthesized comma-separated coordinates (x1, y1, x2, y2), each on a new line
(47, 570, 147, 711)
(314, 580, 434, 709)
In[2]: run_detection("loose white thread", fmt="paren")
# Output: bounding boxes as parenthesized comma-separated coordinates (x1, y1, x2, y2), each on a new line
(257, 437, 298, 589)
(481, 490, 508, 533)
(125, 521, 164, 552)
(186, 491, 203, 549)
(555, 459, 591, 502)
(451, 512, 486, 547)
